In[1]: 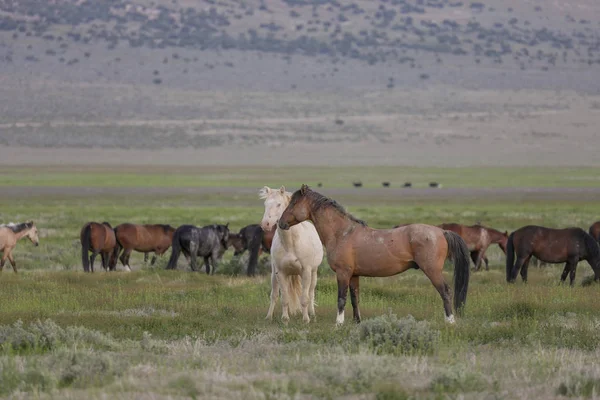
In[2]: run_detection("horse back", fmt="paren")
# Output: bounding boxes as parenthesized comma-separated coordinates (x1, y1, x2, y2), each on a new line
(350, 224, 445, 276)
(513, 225, 588, 262)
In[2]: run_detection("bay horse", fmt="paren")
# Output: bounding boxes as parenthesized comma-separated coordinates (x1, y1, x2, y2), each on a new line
(0, 222, 39, 273)
(260, 186, 324, 323)
(589, 221, 600, 243)
(165, 224, 230, 274)
(506, 225, 600, 285)
(113, 223, 176, 271)
(279, 185, 470, 324)
(80, 222, 116, 273)
(438, 223, 508, 271)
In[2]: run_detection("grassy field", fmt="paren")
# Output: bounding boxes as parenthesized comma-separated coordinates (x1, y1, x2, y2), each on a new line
(0, 167, 599, 399)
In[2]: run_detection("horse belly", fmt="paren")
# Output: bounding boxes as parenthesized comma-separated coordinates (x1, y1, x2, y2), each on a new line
(278, 255, 304, 275)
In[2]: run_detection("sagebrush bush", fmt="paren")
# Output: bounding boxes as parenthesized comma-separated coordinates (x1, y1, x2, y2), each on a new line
(351, 313, 440, 355)
(557, 373, 600, 397)
(430, 368, 487, 394)
(48, 348, 123, 388)
(0, 319, 120, 353)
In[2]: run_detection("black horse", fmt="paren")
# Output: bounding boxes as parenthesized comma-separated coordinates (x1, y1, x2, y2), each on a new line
(506, 225, 600, 285)
(166, 224, 230, 274)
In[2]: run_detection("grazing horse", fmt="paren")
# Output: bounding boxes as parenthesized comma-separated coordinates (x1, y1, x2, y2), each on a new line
(113, 223, 176, 271)
(165, 224, 230, 274)
(589, 221, 600, 243)
(232, 224, 274, 276)
(260, 186, 324, 323)
(0, 222, 39, 273)
(279, 185, 470, 324)
(80, 222, 117, 273)
(506, 225, 600, 285)
(438, 223, 508, 271)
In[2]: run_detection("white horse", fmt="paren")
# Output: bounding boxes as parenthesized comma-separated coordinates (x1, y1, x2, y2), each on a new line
(260, 186, 324, 323)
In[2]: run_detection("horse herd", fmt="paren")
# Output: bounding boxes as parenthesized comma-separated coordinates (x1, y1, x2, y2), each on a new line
(1, 185, 600, 324)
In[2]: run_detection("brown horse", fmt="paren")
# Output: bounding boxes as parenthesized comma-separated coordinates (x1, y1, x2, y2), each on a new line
(438, 223, 509, 271)
(279, 185, 471, 324)
(589, 221, 600, 243)
(80, 222, 117, 272)
(0, 222, 39, 273)
(506, 225, 600, 285)
(113, 223, 176, 271)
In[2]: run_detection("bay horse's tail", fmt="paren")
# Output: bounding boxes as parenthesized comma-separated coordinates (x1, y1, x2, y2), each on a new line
(111, 227, 122, 271)
(505, 232, 515, 282)
(166, 229, 182, 270)
(443, 231, 470, 314)
(81, 224, 92, 272)
(285, 274, 303, 315)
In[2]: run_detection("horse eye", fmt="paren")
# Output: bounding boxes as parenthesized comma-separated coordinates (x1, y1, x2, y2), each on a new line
(277, 204, 281, 207)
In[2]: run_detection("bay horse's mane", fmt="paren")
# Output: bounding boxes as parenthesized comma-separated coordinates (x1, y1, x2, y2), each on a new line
(1, 221, 33, 233)
(295, 187, 367, 227)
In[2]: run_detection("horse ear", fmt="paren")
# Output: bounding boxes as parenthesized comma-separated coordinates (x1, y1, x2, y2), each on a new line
(258, 186, 271, 199)
(226, 222, 229, 228)
(279, 185, 286, 194)
(504, 231, 508, 236)
(300, 184, 310, 194)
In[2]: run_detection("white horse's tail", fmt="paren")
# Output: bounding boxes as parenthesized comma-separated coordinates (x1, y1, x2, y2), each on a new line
(286, 274, 303, 315)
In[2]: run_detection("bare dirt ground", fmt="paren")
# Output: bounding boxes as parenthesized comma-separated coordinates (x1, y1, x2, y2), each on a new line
(1, 87, 599, 168)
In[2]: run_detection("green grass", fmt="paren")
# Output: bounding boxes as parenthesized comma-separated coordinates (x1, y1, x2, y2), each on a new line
(0, 167, 599, 399)
(1, 165, 599, 188)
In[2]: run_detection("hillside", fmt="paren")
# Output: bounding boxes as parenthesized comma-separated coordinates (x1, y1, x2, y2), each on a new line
(0, 0, 599, 165)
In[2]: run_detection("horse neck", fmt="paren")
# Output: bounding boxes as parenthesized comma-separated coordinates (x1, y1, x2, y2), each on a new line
(487, 229, 503, 243)
(14, 228, 31, 241)
(309, 205, 356, 250)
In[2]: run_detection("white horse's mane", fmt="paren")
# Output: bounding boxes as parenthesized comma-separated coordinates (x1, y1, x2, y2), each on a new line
(258, 186, 292, 200)
(0, 222, 17, 228)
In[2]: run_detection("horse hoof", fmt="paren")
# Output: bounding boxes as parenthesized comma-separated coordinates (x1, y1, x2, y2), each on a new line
(445, 315, 456, 324)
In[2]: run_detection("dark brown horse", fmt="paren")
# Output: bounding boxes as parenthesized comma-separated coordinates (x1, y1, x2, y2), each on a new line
(506, 225, 600, 285)
(279, 185, 471, 324)
(113, 223, 176, 271)
(232, 224, 275, 276)
(589, 221, 600, 243)
(80, 222, 117, 272)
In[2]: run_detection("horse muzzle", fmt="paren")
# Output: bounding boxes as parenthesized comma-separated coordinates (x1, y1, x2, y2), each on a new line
(278, 220, 290, 230)
(34, 242, 39, 247)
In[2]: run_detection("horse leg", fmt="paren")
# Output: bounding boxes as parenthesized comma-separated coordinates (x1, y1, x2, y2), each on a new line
(89, 252, 98, 273)
(569, 260, 579, 286)
(423, 267, 454, 323)
(278, 271, 291, 323)
(150, 255, 157, 266)
(300, 267, 312, 323)
(469, 251, 479, 270)
(144, 253, 149, 263)
(265, 267, 279, 320)
(7, 252, 17, 273)
(188, 242, 198, 272)
(100, 253, 107, 271)
(349, 276, 361, 323)
(0, 252, 7, 271)
(123, 249, 133, 272)
(510, 255, 529, 282)
(335, 272, 351, 325)
(519, 256, 532, 283)
(308, 269, 318, 319)
(204, 256, 211, 275)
